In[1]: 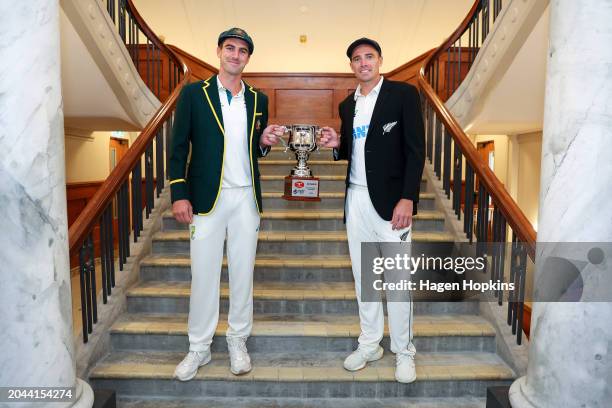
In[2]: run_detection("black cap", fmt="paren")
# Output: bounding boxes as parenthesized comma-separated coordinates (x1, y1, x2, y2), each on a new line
(346, 37, 382, 59)
(218, 27, 254, 55)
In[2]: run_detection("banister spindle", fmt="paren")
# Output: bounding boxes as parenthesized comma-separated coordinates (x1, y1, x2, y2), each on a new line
(443, 128, 451, 197)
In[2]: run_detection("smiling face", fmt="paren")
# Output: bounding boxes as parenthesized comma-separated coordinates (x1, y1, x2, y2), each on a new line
(217, 37, 251, 76)
(349, 44, 383, 84)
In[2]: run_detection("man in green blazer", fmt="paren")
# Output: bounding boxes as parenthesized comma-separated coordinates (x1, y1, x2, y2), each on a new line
(169, 28, 283, 382)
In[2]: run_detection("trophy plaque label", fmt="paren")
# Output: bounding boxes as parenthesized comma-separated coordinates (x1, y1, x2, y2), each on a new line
(283, 176, 320, 201)
(280, 124, 322, 202)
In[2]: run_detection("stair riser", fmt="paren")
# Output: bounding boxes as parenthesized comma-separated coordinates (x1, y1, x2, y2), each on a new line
(263, 197, 345, 210)
(260, 164, 347, 176)
(262, 179, 347, 193)
(90, 378, 512, 399)
(260, 179, 428, 194)
(152, 240, 350, 256)
(261, 218, 444, 232)
(126, 297, 479, 316)
(265, 150, 335, 160)
(111, 333, 495, 354)
(140, 265, 355, 283)
(261, 197, 436, 211)
(160, 217, 444, 235)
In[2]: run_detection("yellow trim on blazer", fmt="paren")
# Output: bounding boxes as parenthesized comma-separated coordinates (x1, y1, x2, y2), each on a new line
(169, 178, 186, 185)
(248, 85, 261, 214)
(199, 77, 225, 216)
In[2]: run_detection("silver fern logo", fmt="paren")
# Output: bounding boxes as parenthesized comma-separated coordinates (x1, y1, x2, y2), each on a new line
(382, 121, 398, 134)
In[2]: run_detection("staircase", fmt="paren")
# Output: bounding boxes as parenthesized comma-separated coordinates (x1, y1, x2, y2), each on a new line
(88, 147, 515, 407)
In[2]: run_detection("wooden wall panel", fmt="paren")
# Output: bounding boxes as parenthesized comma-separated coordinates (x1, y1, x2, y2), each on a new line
(275, 89, 333, 118)
(138, 45, 434, 130)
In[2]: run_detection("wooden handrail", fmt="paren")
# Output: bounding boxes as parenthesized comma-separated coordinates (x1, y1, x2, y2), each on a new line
(416, 0, 536, 260)
(68, 0, 191, 254)
(384, 49, 434, 78)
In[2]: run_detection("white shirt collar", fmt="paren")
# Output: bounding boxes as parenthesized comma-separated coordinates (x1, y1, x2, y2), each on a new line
(217, 76, 245, 98)
(354, 76, 384, 100)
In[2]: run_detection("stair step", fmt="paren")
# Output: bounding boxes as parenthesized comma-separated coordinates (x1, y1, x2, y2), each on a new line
(141, 253, 355, 282)
(151, 229, 454, 255)
(90, 351, 514, 398)
(126, 280, 480, 316)
(265, 146, 335, 160)
(162, 209, 446, 232)
(118, 396, 486, 408)
(110, 313, 496, 353)
(260, 175, 427, 194)
(128, 281, 358, 300)
(259, 160, 348, 176)
(261, 192, 436, 210)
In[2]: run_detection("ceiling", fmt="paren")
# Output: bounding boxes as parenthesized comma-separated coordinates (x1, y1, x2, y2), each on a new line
(132, 0, 474, 72)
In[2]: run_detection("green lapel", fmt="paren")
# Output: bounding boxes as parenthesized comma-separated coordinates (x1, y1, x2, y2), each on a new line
(244, 82, 261, 213)
(201, 75, 225, 135)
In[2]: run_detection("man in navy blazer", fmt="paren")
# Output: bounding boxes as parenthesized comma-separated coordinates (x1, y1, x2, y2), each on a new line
(319, 37, 425, 383)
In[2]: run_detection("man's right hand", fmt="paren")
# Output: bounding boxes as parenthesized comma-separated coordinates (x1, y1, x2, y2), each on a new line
(319, 126, 340, 148)
(172, 199, 193, 224)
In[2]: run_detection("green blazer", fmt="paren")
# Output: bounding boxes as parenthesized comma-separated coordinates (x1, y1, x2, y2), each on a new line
(169, 75, 269, 214)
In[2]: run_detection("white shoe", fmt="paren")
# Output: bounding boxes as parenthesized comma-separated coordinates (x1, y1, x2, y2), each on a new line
(174, 349, 211, 381)
(343, 345, 384, 371)
(395, 352, 416, 383)
(227, 337, 252, 375)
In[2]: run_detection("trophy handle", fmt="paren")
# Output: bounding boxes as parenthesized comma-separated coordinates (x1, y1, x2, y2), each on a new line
(313, 127, 321, 153)
(280, 125, 291, 152)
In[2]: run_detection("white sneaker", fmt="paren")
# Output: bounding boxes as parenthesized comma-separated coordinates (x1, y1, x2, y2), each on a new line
(395, 352, 416, 383)
(343, 345, 384, 371)
(174, 349, 211, 381)
(227, 337, 252, 375)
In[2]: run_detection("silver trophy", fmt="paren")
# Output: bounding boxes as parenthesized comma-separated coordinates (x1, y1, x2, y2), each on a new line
(280, 124, 321, 201)
(281, 124, 320, 177)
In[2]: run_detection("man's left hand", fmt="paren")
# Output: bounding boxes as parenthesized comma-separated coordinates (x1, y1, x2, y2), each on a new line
(260, 125, 285, 147)
(391, 199, 413, 230)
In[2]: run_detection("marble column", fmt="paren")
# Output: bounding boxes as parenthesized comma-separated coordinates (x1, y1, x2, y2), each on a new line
(509, 0, 612, 407)
(0, 1, 93, 407)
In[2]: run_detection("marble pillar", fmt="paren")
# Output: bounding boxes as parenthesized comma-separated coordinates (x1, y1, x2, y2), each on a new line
(0, 1, 93, 407)
(509, 0, 612, 407)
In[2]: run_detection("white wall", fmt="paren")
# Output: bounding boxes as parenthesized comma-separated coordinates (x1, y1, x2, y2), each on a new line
(64, 130, 135, 183)
(515, 132, 542, 230)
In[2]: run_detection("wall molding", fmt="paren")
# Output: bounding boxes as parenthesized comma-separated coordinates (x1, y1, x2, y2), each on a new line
(64, 126, 94, 141)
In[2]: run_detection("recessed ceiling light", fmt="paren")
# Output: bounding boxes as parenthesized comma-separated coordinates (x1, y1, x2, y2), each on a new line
(299, 5, 308, 13)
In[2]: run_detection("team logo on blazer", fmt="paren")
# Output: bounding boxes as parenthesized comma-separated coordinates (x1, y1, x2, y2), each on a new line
(382, 121, 398, 134)
(399, 228, 411, 242)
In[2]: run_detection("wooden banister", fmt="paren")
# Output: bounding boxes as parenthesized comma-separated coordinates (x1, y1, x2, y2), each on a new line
(417, 0, 536, 260)
(68, 0, 191, 255)
(417, 72, 536, 259)
(416, 0, 535, 344)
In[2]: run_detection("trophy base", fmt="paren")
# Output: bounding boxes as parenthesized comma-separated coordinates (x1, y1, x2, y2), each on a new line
(283, 176, 320, 201)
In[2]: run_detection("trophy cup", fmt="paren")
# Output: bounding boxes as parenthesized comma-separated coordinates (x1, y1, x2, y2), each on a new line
(280, 124, 321, 201)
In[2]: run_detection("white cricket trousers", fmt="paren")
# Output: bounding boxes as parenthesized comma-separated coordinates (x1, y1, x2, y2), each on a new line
(188, 187, 260, 352)
(346, 184, 416, 356)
